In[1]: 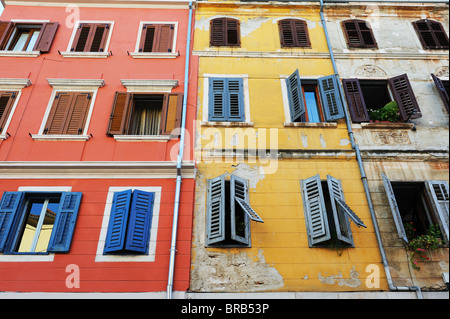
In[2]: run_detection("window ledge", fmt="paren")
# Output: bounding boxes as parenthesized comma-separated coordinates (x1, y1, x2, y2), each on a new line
(0, 134, 7, 141)
(0, 51, 41, 58)
(201, 121, 254, 127)
(284, 122, 338, 128)
(60, 51, 110, 59)
(360, 122, 415, 129)
(129, 52, 179, 59)
(113, 135, 171, 142)
(31, 134, 91, 141)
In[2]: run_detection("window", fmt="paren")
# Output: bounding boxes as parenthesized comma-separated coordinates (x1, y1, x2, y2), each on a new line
(0, 191, 81, 254)
(70, 23, 110, 52)
(139, 23, 175, 53)
(0, 91, 17, 133)
(413, 19, 449, 50)
(0, 21, 58, 53)
(208, 78, 245, 122)
(342, 74, 422, 123)
(382, 173, 449, 244)
(210, 17, 240, 47)
(432, 73, 449, 112)
(278, 19, 310, 48)
(103, 189, 155, 255)
(301, 174, 366, 248)
(285, 69, 344, 123)
(206, 174, 263, 247)
(107, 92, 182, 136)
(342, 19, 377, 48)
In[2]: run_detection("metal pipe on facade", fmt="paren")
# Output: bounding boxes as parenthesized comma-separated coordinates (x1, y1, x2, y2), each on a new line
(319, 0, 424, 299)
(167, 1, 194, 300)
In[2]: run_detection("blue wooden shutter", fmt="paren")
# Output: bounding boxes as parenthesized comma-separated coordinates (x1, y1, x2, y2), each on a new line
(209, 78, 226, 121)
(0, 192, 24, 252)
(226, 78, 245, 122)
(103, 190, 132, 254)
(125, 190, 154, 254)
(286, 69, 306, 122)
(230, 175, 250, 245)
(318, 75, 345, 121)
(206, 174, 226, 245)
(47, 192, 82, 252)
(425, 180, 449, 242)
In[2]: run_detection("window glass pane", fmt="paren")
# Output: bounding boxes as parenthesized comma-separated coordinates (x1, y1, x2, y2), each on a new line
(17, 201, 43, 252)
(304, 90, 321, 123)
(11, 32, 29, 51)
(25, 30, 40, 51)
(35, 202, 57, 252)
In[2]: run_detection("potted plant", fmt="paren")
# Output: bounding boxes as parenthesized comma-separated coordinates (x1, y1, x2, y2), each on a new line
(368, 101, 401, 123)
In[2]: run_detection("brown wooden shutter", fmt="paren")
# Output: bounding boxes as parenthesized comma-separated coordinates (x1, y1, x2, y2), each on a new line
(72, 24, 91, 52)
(413, 20, 449, 50)
(388, 74, 421, 121)
(432, 73, 449, 112)
(139, 25, 155, 52)
(342, 79, 370, 122)
(45, 92, 75, 134)
(139, 24, 174, 53)
(160, 93, 182, 136)
(33, 22, 59, 53)
(89, 24, 109, 52)
(342, 19, 377, 48)
(430, 21, 449, 49)
(0, 21, 14, 50)
(65, 93, 91, 135)
(279, 19, 310, 48)
(210, 18, 240, 46)
(226, 18, 240, 46)
(107, 92, 132, 136)
(156, 24, 174, 52)
(0, 91, 17, 132)
(294, 20, 310, 47)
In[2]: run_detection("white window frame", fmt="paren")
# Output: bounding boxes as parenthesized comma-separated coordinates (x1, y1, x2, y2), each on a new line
(130, 21, 179, 59)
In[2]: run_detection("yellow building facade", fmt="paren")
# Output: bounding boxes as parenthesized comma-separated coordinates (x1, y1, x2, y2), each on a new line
(190, 0, 387, 293)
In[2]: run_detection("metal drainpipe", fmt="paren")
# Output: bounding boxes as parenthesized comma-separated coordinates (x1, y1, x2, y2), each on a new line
(319, 0, 423, 299)
(167, 1, 194, 300)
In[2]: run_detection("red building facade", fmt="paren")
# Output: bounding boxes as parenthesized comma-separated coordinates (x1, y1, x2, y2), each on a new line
(0, 0, 197, 295)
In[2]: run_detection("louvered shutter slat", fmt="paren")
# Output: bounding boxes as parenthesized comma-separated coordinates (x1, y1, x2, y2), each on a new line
(382, 173, 408, 243)
(0, 21, 14, 50)
(342, 79, 369, 122)
(227, 79, 245, 121)
(104, 190, 132, 253)
(230, 175, 250, 245)
(318, 75, 345, 121)
(425, 180, 449, 242)
(207, 175, 226, 245)
(161, 93, 183, 136)
(209, 79, 226, 121)
(65, 93, 90, 135)
(286, 69, 306, 122)
(125, 190, 154, 254)
(388, 74, 421, 121)
(327, 175, 353, 246)
(107, 92, 132, 135)
(226, 18, 240, 46)
(45, 92, 75, 134)
(0, 192, 24, 252)
(89, 24, 108, 52)
(432, 73, 449, 112)
(156, 24, 174, 53)
(210, 18, 225, 46)
(0, 91, 17, 132)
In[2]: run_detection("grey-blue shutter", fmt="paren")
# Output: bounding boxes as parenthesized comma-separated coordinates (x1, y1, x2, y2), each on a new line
(209, 78, 226, 121)
(104, 190, 132, 253)
(381, 173, 408, 243)
(226, 79, 245, 122)
(206, 175, 226, 245)
(125, 190, 154, 254)
(230, 175, 250, 245)
(236, 198, 264, 223)
(0, 192, 24, 252)
(318, 75, 345, 121)
(425, 180, 449, 242)
(286, 69, 306, 122)
(47, 192, 82, 252)
(301, 175, 330, 246)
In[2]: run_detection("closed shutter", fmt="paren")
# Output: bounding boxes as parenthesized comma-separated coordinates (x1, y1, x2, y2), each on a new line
(431, 73, 449, 112)
(286, 69, 306, 122)
(227, 78, 245, 121)
(413, 20, 449, 50)
(65, 92, 91, 135)
(226, 18, 240, 46)
(279, 19, 310, 47)
(230, 175, 250, 245)
(72, 24, 92, 52)
(160, 93, 183, 136)
(72, 23, 110, 52)
(210, 18, 240, 46)
(206, 175, 226, 245)
(381, 173, 408, 243)
(342, 79, 370, 122)
(301, 175, 331, 246)
(34, 22, 59, 53)
(104, 190, 133, 254)
(0, 192, 24, 252)
(342, 20, 377, 48)
(107, 92, 132, 136)
(209, 78, 244, 122)
(125, 190, 154, 254)
(139, 24, 174, 53)
(47, 192, 82, 252)
(318, 75, 345, 121)
(209, 78, 226, 121)
(388, 74, 421, 121)
(156, 24, 174, 53)
(425, 180, 449, 242)
(0, 21, 14, 50)
(0, 91, 17, 132)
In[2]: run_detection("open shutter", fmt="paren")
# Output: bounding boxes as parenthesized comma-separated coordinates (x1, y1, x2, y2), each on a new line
(236, 198, 264, 223)
(34, 22, 59, 53)
(0, 21, 14, 50)
(161, 93, 183, 136)
(88, 24, 109, 52)
(107, 92, 132, 136)
(65, 92, 91, 135)
(342, 79, 370, 122)
(227, 78, 245, 122)
(103, 190, 132, 254)
(209, 78, 226, 121)
(301, 175, 330, 246)
(381, 173, 408, 243)
(45, 92, 75, 134)
(47, 192, 82, 252)
(432, 73, 449, 112)
(425, 180, 449, 242)
(318, 75, 345, 121)
(72, 23, 92, 52)
(388, 74, 421, 121)
(206, 175, 226, 245)
(226, 18, 240, 46)
(286, 69, 306, 122)
(210, 18, 226, 46)
(0, 192, 24, 252)
(230, 175, 250, 245)
(156, 24, 174, 53)
(0, 91, 17, 132)
(125, 190, 154, 254)
(139, 25, 155, 52)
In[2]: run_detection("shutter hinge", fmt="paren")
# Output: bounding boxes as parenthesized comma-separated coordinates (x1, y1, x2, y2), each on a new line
(43, 128, 49, 134)
(77, 128, 83, 135)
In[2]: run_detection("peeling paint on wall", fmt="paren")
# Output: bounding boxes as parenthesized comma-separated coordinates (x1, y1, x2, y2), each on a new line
(318, 266, 362, 288)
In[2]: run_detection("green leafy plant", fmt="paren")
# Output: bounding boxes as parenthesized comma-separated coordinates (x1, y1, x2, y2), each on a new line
(368, 101, 401, 122)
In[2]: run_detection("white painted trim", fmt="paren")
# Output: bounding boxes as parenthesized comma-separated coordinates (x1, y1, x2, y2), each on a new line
(0, 90, 23, 137)
(31, 134, 91, 141)
(0, 51, 40, 57)
(64, 20, 115, 55)
(95, 186, 161, 262)
(121, 79, 178, 93)
(10, 19, 50, 23)
(5, 1, 195, 9)
(129, 52, 179, 59)
(114, 135, 171, 142)
(0, 78, 32, 89)
(47, 79, 105, 88)
(59, 52, 110, 59)
(193, 50, 330, 59)
(133, 21, 179, 55)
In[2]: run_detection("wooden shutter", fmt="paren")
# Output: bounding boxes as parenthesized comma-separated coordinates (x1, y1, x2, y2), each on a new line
(104, 190, 132, 254)
(432, 73, 449, 112)
(34, 22, 59, 53)
(210, 18, 240, 46)
(425, 180, 449, 242)
(65, 93, 91, 135)
(160, 93, 183, 136)
(226, 18, 240, 46)
(71, 23, 110, 52)
(301, 175, 331, 246)
(0, 192, 24, 252)
(388, 74, 421, 121)
(47, 192, 82, 253)
(279, 19, 310, 47)
(381, 173, 408, 243)
(318, 75, 345, 121)
(230, 175, 250, 245)
(209, 78, 226, 121)
(125, 190, 154, 254)
(0, 21, 14, 50)
(206, 175, 226, 245)
(107, 92, 132, 136)
(156, 24, 174, 52)
(342, 20, 377, 48)
(139, 24, 174, 53)
(286, 69, 306, 122)
(72, 24, 92, 52)
(0, 91, 17, 132)
(342, 79, 370, 122)
(227, 78, 245, 121)
(413, 20, 449, 50)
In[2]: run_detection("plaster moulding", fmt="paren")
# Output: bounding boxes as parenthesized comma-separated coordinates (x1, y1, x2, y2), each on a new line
(355, 64, 387, 78)
(47, 78, 105, 89)
(0, 78, 32, 89)
(121, 79, 178, 92)
(435, 66, 449, 78)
